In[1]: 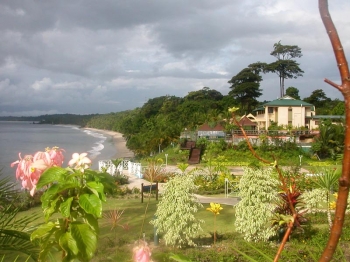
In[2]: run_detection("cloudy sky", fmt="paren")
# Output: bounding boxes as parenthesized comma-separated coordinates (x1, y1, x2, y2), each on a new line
(0, 0, 349, 116)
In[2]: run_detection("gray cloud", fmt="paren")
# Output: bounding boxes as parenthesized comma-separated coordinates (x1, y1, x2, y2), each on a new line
(0, 0, 349, 116)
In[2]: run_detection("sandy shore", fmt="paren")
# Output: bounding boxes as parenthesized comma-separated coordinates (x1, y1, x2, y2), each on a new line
(84, 128, 134, 159)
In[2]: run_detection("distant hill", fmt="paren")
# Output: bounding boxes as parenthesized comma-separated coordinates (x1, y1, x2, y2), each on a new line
(0, 113, 100, 126)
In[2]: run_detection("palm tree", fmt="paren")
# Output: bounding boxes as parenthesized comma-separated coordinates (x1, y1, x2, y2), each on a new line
(312, 120, 344, 159)
(0, 175, 40, 261)
(313, 168, 341, 230)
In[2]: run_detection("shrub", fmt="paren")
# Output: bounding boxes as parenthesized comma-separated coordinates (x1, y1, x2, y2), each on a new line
(113, 173, 129, 185)
(150, 174, 204, 247)
(235, 167, 279, 242)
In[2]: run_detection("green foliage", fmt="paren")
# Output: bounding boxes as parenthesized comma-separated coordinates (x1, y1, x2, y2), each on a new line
(235, 167, 279, 242)
(194, 171, 236, 194)
(302, 189, 328, 211)
(150, 174, 204, 247)
(228, 64, 263, 113)
(307, 168, 342, 229)
(303, 89, 331, 113)
(331, 100, 345, 115)
(31, 167, 116, 261)
(311, 119, 345, 159)
(285, 86, 301, 99)
(266, 41, 304, 97)
(195, 137, 208, 149)
(0, 176, 40, 261)
(274, 180, 307, 230)
(112, 173, 129, 186)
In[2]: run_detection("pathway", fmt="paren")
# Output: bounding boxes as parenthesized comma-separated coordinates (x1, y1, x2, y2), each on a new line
(122, 169, 240, 206)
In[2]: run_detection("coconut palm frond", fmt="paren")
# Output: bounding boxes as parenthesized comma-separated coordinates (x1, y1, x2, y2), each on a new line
(0, 175, 40, 261)
(0, 228, 39, 261)
(0, 176, 19, 206)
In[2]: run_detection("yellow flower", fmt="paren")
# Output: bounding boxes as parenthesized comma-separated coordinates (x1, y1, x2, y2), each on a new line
(206, 202, 223, 215)
(228, 107, 239, 113)
(329, 201, 336, 210)
(333, 192, 338, 199)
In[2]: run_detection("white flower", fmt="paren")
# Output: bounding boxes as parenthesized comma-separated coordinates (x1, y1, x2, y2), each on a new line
(68, 153, 91, 171)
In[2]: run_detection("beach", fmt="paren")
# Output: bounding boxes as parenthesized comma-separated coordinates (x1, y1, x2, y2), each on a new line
(84, 128, 134, 159)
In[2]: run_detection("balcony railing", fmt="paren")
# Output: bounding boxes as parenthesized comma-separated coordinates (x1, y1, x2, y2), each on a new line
(231, 130, 313, 136)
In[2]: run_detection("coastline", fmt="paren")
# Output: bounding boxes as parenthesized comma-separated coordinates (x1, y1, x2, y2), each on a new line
(84, 128, 134, 159)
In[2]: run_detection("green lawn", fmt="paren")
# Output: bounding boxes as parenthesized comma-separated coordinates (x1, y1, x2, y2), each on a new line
(14, 193, 350, 262)
(13, 196, 236, 261)
(94, 197, 236, 261)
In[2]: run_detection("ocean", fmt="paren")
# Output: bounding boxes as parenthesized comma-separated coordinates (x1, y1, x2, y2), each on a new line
(0, 121, 117, 182)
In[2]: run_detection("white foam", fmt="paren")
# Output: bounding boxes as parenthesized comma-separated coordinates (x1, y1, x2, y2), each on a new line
(84, 130, 107, 159)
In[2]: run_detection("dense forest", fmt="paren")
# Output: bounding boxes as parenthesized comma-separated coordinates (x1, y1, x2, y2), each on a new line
(84, 87, 345, 156)
(0, 114, 97, 126)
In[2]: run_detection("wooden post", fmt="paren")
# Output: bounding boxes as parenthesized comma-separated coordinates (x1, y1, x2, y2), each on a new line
(141, 183, 144, 203)
(141, 182, 159, 203)
(156, 182, 158, 201)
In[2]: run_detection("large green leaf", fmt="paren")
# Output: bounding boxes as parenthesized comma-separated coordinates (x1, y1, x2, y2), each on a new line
(44, 197, 61, 221)
(78, 194, 102, 218)
(70, 222, 97, 261)
(84, 213, 99, 234)
(59, 232, 79, 261)
(40, 183, 60, 209)
(41, 181, 80, 212)
(59, 197, 74, 218)
(36, 167, 68, 188)
(86, 181, 105, 201)
(30, 222, 56, 241)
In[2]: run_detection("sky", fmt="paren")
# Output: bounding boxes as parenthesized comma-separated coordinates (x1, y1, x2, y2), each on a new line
(1, 0, 350, 116)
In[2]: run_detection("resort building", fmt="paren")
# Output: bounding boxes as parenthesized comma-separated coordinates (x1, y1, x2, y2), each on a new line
(197, 123, 226, 139)
(253, 95, 316, 131)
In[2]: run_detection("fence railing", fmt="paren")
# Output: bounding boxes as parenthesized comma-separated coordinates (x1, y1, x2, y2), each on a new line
(99, 159, 147, 178)
(231, 130, 313, 136)
(224, 178, 240, 198)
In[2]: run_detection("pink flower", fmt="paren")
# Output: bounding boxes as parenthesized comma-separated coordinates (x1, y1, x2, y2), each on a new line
(33, 151, 52, 169)
(11, 153, 32, 180)
(46, 146, 64, 166)
(68, 153, 91, 171)
(11, 153, 42, 196)
(133, 241, 151, 262)
(11, 147, 66, 196)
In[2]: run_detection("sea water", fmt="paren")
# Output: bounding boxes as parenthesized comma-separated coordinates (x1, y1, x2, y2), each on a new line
(0, 121, 117, 182)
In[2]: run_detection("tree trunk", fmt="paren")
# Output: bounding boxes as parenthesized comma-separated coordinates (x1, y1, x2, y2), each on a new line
(319, 1, 350, 261)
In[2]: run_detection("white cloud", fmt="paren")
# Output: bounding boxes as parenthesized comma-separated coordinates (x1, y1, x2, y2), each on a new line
(31, 78, 52, 91)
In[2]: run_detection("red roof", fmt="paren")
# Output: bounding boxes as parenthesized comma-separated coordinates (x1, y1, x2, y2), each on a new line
(239, 116, 257, 126)
(198, 123, 225, 131)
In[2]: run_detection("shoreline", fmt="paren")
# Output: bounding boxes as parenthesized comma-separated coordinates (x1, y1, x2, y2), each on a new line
(84, 128, 134, 160)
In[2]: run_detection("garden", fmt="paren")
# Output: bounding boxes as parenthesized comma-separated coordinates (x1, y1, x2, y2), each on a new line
(2, 126, 350, 262)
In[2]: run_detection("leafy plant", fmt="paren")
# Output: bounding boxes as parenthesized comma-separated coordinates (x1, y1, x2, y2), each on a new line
(313, 167, 341, 230)
(26, 152, 116, 261)
(150, 174, 204, 247)
(0, 176, 40, 261)
(274, 180, 308, 232)
(235, 167, 279, 242)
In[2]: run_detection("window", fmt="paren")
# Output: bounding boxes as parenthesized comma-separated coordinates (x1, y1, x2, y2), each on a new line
(268, 107, 274, 113)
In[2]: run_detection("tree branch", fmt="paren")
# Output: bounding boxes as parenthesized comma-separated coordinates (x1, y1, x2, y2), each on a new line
(324, 78, 342, 91)
(319, 1, 350, 261)
(230, 113, 297, 261)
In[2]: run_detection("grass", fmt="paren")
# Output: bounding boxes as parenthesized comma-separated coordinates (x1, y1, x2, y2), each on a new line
(94, 197, 237, 261)
(13, 195, 236, 261)
(13, 193, 350, 262)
